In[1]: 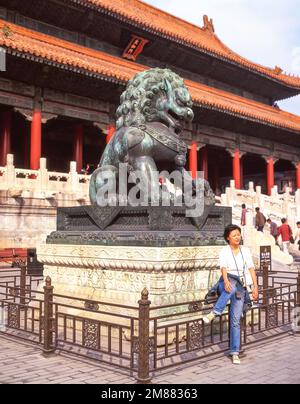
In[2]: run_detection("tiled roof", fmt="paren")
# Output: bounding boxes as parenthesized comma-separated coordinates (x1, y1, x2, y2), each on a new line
(1, 20, 300, 133)
(71, 0, 300, 89)
(186, 80, 300, 132)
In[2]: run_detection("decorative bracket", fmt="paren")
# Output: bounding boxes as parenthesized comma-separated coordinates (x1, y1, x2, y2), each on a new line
(14, 107, 57, 123)
(226, 148, 246, 159)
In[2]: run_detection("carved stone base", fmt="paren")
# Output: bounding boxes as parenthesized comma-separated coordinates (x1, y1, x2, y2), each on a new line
(37, 243, 222, 307)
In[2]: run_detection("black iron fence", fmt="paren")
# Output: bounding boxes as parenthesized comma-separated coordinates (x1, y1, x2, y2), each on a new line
(0, 266, 299, 383)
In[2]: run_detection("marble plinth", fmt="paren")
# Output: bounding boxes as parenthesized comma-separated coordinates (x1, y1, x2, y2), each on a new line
(37, 243, 222, 307)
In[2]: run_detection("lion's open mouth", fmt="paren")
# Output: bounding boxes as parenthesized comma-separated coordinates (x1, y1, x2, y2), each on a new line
(166, 109, 184, 134)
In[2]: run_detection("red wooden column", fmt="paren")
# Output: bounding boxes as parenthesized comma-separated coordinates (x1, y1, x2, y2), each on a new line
(199, 145, 208, 181)
(106, 125, 115, 144)
(232, 149, 241, 189)
(266, 156, 275, 196)
(296, 163, 300, 190)
(0, 109, 12, 166)
(240, 156, 244, 189)
(30, 107, 42, 170)
(74, 123, 84, 173)
(189, 142, 198, 180)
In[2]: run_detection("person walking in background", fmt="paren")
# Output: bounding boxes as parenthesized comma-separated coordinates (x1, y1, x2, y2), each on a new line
(267, 218, 278, 244)
(255, 207, 266, 232)
(81, 163, 91, 175)
(241, 204, 247, 241)
(294, 221, 300, 251)
(277, 218, 293, 254)
(241, 204, 247, 227)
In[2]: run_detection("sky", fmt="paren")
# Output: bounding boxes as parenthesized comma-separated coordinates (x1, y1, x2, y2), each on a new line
(143, 0, 300, 115)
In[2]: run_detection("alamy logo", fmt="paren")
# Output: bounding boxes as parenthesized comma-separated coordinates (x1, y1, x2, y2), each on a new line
(95, 165, 206, 218)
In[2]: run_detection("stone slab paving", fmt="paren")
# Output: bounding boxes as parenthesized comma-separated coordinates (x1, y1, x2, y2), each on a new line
(0, 333, 299, 384)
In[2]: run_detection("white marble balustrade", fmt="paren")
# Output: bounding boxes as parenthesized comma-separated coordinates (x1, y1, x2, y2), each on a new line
(0, 154, 90, 200)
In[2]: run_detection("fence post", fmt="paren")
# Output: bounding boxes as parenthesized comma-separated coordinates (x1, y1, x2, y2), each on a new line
(296, 270, 300, 335)
(262, 261, 273, 329)
(20, 263, 27, 306)
(262, 262, 269, 306)
(43, 276, 55, 354)
(136, 288, 151, 384)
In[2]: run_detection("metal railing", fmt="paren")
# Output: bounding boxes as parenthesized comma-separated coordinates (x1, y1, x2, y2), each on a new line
(0, 267, 299, 383)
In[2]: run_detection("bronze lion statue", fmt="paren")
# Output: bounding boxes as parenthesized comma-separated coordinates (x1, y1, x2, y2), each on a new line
(90, 68, 214, 206)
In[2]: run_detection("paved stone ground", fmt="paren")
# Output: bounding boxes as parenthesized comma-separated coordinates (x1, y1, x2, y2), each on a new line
(0, 333, 299, 384)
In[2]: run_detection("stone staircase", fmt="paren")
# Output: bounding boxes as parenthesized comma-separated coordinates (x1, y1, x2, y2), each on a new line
(290, 249, 300, 271)
(217, 180, 300, 267)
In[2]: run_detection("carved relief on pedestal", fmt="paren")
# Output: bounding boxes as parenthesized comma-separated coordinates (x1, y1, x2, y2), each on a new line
(39, 241, 222, 310)
(37, 243, 222, 272)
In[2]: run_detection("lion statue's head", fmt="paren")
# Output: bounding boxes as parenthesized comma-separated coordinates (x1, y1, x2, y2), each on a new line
(116, 68, 194, 134)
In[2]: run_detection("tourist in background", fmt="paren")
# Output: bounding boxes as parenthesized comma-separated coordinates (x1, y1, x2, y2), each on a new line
(81, 163, 91, 175)
(277, 218, 293, 254)
(241, 204, 247, 240)
(241, 204, 247, 226)
(267, 218, 278, 245)
(255, 207, 266, 232)
(295, 222, 300, 251)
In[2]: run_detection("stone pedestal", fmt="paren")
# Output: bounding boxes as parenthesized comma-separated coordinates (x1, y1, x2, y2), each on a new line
(37, 243, 222, 308)
(37, 242, 224, 343)
(37, 204, 231, 342)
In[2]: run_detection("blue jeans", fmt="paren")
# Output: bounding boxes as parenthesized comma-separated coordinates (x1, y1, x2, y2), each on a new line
(213, 281, 245, 356)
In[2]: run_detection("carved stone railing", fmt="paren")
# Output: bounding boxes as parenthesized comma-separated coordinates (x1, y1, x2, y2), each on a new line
(0, 154, 90, 200)
(219, 180, 300, 231)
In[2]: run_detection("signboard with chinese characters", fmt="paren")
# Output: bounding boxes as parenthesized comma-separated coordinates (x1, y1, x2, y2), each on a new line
(260, 245, 272, 272)
(122, 35, 149, 61)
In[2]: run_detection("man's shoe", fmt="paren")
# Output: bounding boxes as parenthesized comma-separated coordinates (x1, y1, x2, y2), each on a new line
(232, 355, 241, 365)
(202, 311, 216, 324)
